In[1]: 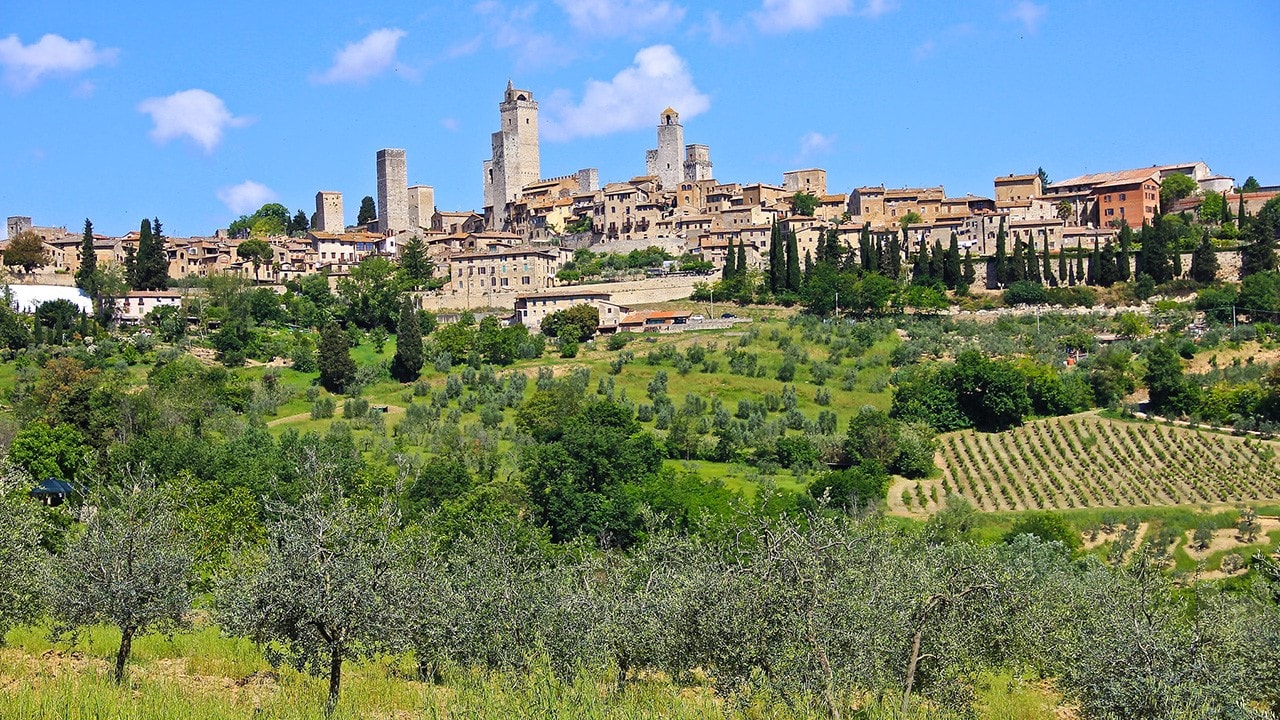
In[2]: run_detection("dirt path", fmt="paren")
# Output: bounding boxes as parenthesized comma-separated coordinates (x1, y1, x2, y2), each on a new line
(267, 404, 405, 427)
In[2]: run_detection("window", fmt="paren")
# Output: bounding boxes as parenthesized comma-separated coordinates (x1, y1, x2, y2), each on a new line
(1105, 208, 1115, 216)
(1104, 195, 1112, 202)
(1119, 193, 1126, 201)
(501, 278, 509, 287)
(522, 276, 530, 285)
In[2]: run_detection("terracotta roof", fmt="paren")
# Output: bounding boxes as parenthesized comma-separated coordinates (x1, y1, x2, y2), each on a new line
(1049, 167, 1161, 189)
(995, 174, 1039, 183)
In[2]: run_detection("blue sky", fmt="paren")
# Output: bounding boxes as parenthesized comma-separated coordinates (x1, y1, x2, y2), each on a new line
(3, 1, 1277, 237)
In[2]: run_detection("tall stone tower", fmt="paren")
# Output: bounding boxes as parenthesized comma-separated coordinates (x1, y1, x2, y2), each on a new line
(483, 81, 541, 227)
(654, 108, 684, 189)
(376, 148, 409, 235)
(314, 192, 344, 233)
(684, 144, 713, 182)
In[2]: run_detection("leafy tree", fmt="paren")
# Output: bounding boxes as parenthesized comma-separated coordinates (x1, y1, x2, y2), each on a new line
(317, 321, 356, 393)
(1144, 340, 1196, 417)
(1003, 280, 1047, 306)
(1190, 230, 1219, 283)
(236, 238, 273, 282)
(336, 256, 404, 330)
(48, 479, 194, 683)
(0, 475, 46, 641)
(357, 196, 377, 226)
(844, 406, 900, 468)
(1159, 173, 1197, 212)
(398, 235, 433, 289)
(1239, 270, 1280, 318)
(1199, 191, 1226, 223)
(74, 219, 98, 292)
(950, 349, 1031, 431)
(1240, 196, 1280, 278)
(2, 230, 49, 273)
(390, 297, 423, 382)
(215, 485, 409, 716)
(899, 211, 923, 229)
(541, 304, 599, 343)
(229, 203, 290, 238)
(790, 191, 819, 217)
(7, 421, 91, 480)
(1242, 176, 1261, 193)
(1056, 200, 1073, 222)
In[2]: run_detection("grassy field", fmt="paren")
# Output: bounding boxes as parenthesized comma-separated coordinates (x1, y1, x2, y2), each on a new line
(0, 622, 1062, 720)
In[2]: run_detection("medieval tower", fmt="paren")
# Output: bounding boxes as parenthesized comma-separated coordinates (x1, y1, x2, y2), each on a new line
(483, 81, 541, 227)
(652, 108, 684, 189)
(314, 191, 344, 233)
(684, 144, 713, 182)
(376, 148, 409, 235)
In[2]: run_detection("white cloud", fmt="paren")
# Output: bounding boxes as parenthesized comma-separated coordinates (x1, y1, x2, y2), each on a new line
(751, 0, 895, 32)
(217, 181, 277, 215)
(543, 44, 709, 141)
(474, 2, 569, 67)
(1009, 1, 1047, 34)
(440, 117, 460, 131)
(799, 131, 836, 156)
(137, 89, 251, 153)
(313, 28, 407, 84)
(0, 33, 118, 91)
(554, 0, 686, 36)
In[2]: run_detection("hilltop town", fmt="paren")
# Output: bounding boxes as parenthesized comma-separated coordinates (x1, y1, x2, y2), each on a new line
(5, 80, 1276, 329)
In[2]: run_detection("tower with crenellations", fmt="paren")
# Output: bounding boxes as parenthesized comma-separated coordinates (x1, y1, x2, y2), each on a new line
(483, 81, 541, 227)
(653, 107, 684, 189)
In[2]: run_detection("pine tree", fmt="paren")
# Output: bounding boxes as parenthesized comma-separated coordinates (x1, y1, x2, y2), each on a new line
(1190, 230, 1219, 283)
(785, 228, 801, 291)
(1010, 237, 1026, 283)
(994, 217, 1009, 286)
(1117, 221, 1133, 282)
(399, 235, 432, 288)
(390, 298, 423, 383)
(723, 238, 737, 280)
(289, 209, 310, 236)
(944, 233, 961, 288)
(75, 219, 97, 292)
(318, 321, 356, 392)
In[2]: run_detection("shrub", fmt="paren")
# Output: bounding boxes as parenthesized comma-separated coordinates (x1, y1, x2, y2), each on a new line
(1003, 281, 1048, 306)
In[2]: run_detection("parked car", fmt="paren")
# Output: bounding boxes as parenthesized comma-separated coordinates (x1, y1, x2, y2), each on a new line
(690, 314, 705, 321)
(720, 312, 736, 319)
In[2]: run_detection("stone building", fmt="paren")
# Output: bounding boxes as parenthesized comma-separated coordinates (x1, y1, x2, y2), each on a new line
(483, 81, 541, 227)
(447, 246, 561, 299)
(684, 144, 713, 182)
(315, 191, 344, 233)
(376, 148, 409, 235)
(783, 169, 827, 197)
(513, 288, 630, 333)
(645, 109, 713, 189)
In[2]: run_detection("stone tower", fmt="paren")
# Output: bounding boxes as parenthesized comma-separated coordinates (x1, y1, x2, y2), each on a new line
(314, 191, 344, 233)
(483, 81, 541, 227)
(684, 144, 713, 182)
(376, 148, 409, 235)
(653, 108, 684, 189)
(408, 185, 435, 230)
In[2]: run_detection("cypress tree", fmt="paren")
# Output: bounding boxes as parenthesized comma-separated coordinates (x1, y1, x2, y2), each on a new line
(944, 233, 961, 288)
(358, 196, 377, 225)
(1026, 236, 1041, 284)
(723, 238, 736, 280)
(1172, 246, 1183, 278)
(1238, 193, 1247, 224)
(962, 248, 976, 286)
(768, 221, 784, 293)
(785, 228, 801, 291)
(994, 217, 1009, 286)
(131, 219, 152, 290)
(859, 224, 873, 271)
(1057, 247, 1067, 287)
(1087, 239, 1100, 285)
(390, 297, 423, 382)
(75, 219, 97, 292)
(1143, 216, 1173, 283)
(1042, 234, 1053, 286)
(911, 244, 928, 285)
(123, 244, 138, 289)
(736, 242, 746, 278)
(928, 240, 945, 284)
(1010, 237, 1026, 283)
(1239, 200, 1278, 278)
(1190, 229, 1219, 283)
(1075, 248, 1085, 286)
(1117, 221, 1133, 282)
(1223, 197, 1233, 224)
(318, 321, 357, 393)
(1099, 240, 1119, 287)
(823, 228, 841, 265)
(804, 249, 813, 278)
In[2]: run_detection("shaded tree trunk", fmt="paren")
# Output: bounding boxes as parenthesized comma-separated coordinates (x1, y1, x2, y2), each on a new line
(325, 644, 344, 717)
(114, 625, 135, 683)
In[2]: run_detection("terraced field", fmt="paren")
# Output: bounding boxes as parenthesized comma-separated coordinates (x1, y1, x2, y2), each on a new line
(897, 413, 1280, 514)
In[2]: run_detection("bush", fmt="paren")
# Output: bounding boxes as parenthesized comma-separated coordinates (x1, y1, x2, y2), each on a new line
(1003, 511, 1081, 551)
(808, 462, 891, 508)
(606, 333, 633, 351)
(1044, 285, 1098, 307)
(1003, 281, 1048, 306)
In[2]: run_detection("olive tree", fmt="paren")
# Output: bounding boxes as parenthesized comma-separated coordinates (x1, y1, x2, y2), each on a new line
(214, 480, 410, 716)
(0, 470, 47, 641)
(46, 476, 194, 682)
